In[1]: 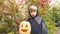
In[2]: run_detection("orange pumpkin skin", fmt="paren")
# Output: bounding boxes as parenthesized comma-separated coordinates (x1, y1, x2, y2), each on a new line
(19, 21, 31, 34)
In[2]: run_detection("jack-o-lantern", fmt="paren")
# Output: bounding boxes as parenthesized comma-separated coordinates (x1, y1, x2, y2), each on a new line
(19, 21, 31, 34)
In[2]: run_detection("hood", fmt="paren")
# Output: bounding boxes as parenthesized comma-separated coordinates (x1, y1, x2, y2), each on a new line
(29, 5, 38, 18)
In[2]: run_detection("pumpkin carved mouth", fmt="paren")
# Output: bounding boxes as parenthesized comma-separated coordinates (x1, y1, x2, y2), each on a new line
(21, 29, 28, 32)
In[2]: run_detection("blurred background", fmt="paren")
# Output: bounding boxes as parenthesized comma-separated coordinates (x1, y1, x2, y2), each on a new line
(0, 0, 60, 34)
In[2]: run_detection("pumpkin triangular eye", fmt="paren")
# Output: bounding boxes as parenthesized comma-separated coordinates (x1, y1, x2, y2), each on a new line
(26, 24, 28, 27)
(21, 24, 23, 27)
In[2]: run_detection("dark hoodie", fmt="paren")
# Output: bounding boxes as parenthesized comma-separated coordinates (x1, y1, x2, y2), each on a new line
(27, 7, 48, 34)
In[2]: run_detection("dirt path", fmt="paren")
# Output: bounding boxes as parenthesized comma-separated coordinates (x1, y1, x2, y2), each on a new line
(53, 27, 60, 34)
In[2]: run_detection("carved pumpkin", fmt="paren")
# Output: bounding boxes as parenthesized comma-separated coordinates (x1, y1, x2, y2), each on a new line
(19, 21, 31, 34)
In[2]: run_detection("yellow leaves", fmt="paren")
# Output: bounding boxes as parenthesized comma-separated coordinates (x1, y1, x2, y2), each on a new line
(51, 29, 55, 33)
(7, 32, 14, 34)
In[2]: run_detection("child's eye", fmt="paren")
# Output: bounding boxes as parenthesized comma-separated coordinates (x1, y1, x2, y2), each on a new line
(30, 10, 32, 12)
(34, 10, 36, 12)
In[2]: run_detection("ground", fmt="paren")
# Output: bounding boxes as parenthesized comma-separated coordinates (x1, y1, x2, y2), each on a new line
(53, 27, 60, 34)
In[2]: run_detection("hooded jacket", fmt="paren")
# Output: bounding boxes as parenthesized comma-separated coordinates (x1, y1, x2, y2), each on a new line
(27, 6, 48, 34)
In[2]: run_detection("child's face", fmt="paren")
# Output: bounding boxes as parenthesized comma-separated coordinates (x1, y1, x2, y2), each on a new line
(30, 8, 37, 17)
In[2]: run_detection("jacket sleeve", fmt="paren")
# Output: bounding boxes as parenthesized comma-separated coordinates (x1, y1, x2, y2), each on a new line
(41, 20, 48, 34)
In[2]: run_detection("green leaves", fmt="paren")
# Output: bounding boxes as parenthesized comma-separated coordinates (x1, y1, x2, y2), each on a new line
(0, 0, 60, 34)
(0, 22, 9, 34)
